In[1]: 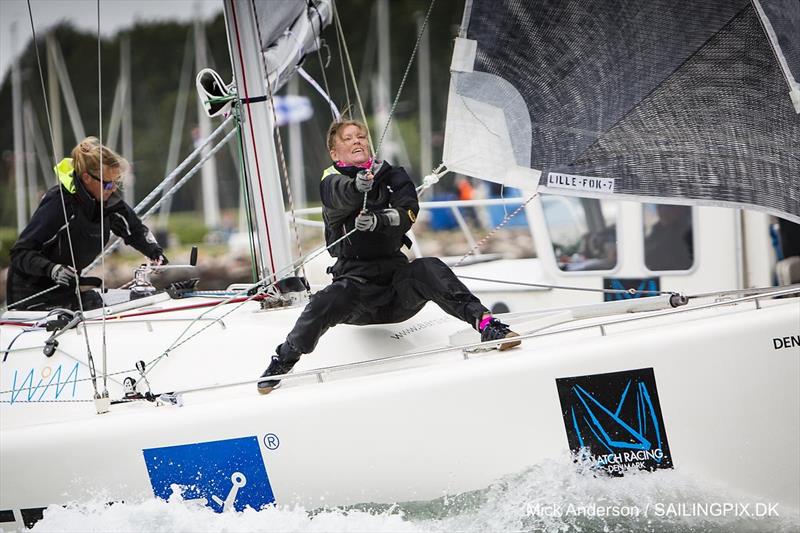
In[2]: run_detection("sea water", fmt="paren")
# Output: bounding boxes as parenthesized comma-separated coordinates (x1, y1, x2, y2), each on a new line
(14, 455, 800, 533)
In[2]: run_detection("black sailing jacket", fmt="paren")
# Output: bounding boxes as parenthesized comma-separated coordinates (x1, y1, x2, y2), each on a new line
(319, 160, 419, 261)
(7, 158, 163, 303)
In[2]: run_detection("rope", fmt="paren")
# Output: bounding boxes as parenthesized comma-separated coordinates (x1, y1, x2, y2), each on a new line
(250, 0, 307, 284)
(2, 285, 60, 312)
(453, 191, 540, 267)
(298, 67, 340, 119)
(25, 0, 100, 399)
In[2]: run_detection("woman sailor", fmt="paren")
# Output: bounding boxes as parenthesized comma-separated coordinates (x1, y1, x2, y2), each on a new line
(6, 137, 167, 311)
(257, 120, 521, 394)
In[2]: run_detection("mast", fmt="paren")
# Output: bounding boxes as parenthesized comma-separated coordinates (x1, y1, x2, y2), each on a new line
(159, 31, 194, 226)
(23, 101, 38, 216)
(23, 99, 53, 199)
(195, 5, 221, 230)
(47, 33, 63, 161)
(287, 76, 306, 208)
(222, 0, 294, 280)
(120, 35, 136, 204)
(48, 35, 86, 144)
(374, 0, 395, 162)
(12, 23, 26, 231)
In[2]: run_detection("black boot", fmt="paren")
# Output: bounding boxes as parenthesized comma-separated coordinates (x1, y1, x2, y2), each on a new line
(257, 343, 301, 395)
(479, 317, 521, 351)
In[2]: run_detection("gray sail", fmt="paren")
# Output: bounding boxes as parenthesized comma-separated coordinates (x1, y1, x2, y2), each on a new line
(444, 0, 800, 223)
(252, 0, 332, 93)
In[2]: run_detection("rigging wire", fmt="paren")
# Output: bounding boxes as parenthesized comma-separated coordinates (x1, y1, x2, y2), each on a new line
(330, 0, 351, 116)
(331, 1, 370, 146)
(97, 0, 109, 399)
(309, 0, 339, 120)
(331, 0, 436, 212)
(24, 0, 100, 399)
(454, 275, 671, 297)
(371, 0, 437, 160)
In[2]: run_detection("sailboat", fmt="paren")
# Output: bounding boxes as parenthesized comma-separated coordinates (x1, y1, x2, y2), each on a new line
(1, 0, 799, 529)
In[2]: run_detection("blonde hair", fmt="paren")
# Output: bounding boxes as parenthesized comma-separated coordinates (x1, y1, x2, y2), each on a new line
(326, 120, 369, 152)
(71, 136, 129, 177)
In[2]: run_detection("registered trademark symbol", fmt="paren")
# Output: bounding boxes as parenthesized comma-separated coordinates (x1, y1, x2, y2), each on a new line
(263, 433, 280, 450)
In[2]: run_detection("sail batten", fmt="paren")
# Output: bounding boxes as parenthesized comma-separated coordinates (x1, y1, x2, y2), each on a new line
(444, 0, 800, 223)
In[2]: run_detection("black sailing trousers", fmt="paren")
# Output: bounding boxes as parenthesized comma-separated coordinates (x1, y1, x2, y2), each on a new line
(282, 256, 488, 360)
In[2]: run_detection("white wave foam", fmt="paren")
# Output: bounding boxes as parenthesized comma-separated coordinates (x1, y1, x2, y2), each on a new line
(17, 455, 799, 533)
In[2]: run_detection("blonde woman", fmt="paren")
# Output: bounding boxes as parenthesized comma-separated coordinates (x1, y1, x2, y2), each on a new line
(7, 137, 166, 311)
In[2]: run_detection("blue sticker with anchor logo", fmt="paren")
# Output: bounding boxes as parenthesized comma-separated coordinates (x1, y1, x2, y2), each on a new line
(143, 436, 274, 512)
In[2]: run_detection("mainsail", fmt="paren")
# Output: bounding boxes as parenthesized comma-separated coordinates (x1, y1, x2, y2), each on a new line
(443, 0, 800, 223)
(253, 0, 332, 92)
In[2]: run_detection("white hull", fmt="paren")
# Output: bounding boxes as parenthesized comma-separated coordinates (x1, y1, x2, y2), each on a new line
(2, 292, 798, 527)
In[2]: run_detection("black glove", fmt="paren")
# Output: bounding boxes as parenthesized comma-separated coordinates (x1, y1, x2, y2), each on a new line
(50, 264, 77, 286)
(354, 212, 378, 232)
(354, 209, 400, 232)
(354, 170, 374, 193)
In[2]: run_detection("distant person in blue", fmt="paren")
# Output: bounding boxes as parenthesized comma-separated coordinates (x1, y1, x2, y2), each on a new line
(7, 137, 167, 311)
(257, 120, 520, 394)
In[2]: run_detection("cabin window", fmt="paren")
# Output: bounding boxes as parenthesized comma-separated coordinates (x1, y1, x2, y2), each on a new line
(643, 203, 694, 271)
(542, 195, 618, 271)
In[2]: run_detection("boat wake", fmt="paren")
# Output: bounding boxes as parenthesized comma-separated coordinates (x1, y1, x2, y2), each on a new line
(20, 456, 799, 533)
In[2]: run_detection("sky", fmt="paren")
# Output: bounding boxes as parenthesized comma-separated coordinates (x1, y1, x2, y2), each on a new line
(0, 0, 223, 80)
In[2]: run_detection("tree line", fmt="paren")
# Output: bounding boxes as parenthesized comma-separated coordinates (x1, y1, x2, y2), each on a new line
(0, 0, 464, 228)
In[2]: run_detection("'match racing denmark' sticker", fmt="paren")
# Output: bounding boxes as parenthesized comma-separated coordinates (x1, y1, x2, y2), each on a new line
(143, 436, 274, 512)
(556, 368, 673, 474)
